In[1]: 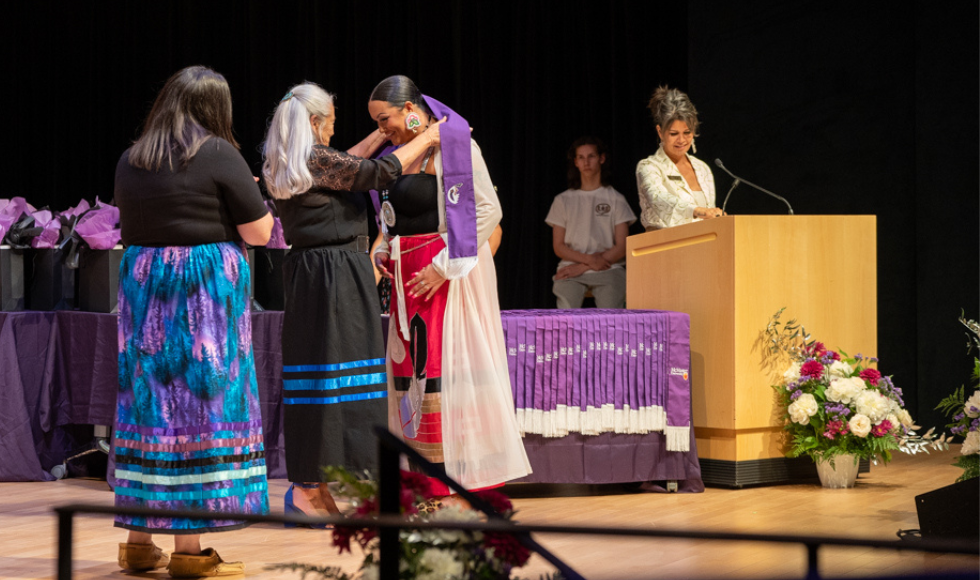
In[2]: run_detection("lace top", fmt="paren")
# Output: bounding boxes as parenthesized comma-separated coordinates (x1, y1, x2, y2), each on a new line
(276, 146, 402, 249)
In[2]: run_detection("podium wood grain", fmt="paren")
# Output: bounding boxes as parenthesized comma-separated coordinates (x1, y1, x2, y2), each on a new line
(626, 216, 877, 462)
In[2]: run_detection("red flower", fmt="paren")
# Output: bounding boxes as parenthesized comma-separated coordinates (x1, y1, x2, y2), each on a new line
(400, 470, 435, 500)
(871, 419, 893, 437)
(807, 342, 827, 356)
(355, 497, 378, 517)
(474, 490, 514, 516)
(859, 368, 882, 386)
(484, 532, 531, 567)
(400, 488, 419, 515)
(823, 420, 849, 440)
(331, 525, 354, 554)
(828, 351, 841, 361)
(357, 527, 377, 547)
(800, 360, 824, 379)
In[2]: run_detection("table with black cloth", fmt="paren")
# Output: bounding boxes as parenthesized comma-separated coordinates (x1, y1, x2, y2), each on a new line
(0, 310, 702, 491)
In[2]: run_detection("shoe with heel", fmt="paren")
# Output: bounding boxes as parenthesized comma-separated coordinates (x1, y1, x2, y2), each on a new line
(284, 482, 336, 529)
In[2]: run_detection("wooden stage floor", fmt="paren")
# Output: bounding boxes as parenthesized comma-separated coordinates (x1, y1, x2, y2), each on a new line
(0, 448, 976, 580)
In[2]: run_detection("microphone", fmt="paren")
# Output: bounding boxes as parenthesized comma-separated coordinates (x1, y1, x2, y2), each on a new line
(714, 159, 794, 215)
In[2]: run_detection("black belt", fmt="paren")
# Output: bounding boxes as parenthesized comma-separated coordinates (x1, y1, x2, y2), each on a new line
(313, 235, 370, 253)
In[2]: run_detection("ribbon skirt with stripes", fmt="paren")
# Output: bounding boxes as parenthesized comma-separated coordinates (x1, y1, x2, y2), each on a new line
(281, 246, 388, 482)
(114, 243, 270, 534)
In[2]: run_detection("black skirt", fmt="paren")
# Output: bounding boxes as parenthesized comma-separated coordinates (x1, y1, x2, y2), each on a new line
(281, 244, 387, 482)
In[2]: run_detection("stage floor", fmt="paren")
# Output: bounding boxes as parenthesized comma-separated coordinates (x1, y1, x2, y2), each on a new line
(0, 449, 976, 580)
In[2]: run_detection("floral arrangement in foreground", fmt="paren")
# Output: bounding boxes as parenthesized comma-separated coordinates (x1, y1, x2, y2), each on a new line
(270, 466, 560, 580)
(764, 309, 941, 466)
(933, 314, 980, 482)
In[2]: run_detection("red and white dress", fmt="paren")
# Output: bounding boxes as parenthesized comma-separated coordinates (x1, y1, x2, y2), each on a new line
(380, 140, 530, 493)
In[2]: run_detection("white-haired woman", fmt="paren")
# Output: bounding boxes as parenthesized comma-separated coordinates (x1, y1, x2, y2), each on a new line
(262, 82, 442, 524)
(636, 86, 724, 230)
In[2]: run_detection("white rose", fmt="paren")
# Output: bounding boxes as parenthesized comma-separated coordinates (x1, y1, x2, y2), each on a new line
(964, 390, 980, 419)
(888, 399, 903, 415)
(854, 389, 892, 423)
(849, 414, 872, 438)
(886, 413, 901, 433)
(783, 362, 802, 384)
(961, 430, 980, 456)
(827, 360, 853, 378)
(827, 376, 865, 405)
(417, 548, 464, 580)
(788, 393, 819, 425)
(427, 505, 482, 544)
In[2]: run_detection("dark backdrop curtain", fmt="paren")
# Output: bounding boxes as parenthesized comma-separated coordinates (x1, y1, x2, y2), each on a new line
(4, 1, 976, 430)
(688, 0, 979, 429)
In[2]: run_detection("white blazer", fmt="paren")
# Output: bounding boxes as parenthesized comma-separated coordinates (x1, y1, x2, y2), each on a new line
(635, 146, 716, 230)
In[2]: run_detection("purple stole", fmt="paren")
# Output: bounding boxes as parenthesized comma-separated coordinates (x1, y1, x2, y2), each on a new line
(370, 95, 479, 263)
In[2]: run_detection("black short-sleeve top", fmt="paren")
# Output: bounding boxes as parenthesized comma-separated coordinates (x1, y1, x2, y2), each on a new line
(114, 137, 269, 247)
(275, 146, 402, 249)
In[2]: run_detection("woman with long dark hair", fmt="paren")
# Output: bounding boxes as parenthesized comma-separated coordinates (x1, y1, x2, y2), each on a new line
(113, 65, 273, 577)
(369, 75, 530, 501)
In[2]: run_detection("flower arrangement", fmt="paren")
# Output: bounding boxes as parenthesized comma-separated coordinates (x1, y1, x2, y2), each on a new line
(271, 466, 559, 580)
(765, 309, 934, 466)
(934, 314, 980, 482)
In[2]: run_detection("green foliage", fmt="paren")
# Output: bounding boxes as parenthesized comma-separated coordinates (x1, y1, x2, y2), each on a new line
(322, 465, 378, 502)
(767, 309, 935, 466)
(761, 307, 814, 369)
(953, 454, 980, 482)
(932, 312, 980, 482)
(935, 385, 968, 420)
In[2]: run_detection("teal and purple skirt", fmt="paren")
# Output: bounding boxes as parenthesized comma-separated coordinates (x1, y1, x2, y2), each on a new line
(113, 242, 269, 534)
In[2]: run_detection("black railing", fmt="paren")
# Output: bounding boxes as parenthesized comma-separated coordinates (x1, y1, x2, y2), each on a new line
(53, 426, 979, 580)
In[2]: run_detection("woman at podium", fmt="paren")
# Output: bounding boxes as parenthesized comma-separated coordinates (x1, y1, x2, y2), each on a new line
(636, 86, 724, 230)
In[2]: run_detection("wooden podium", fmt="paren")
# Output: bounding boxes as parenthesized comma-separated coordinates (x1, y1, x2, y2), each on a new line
(626, 216, 877, 486)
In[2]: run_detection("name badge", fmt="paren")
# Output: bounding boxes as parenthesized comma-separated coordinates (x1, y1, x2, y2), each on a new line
(668, 175, 683, 181)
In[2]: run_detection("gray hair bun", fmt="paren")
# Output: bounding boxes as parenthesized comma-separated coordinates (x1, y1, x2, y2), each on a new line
(648, 85, 700, 136)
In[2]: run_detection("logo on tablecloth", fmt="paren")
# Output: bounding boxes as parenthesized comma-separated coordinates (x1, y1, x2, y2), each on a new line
(671, 367, 689, 381)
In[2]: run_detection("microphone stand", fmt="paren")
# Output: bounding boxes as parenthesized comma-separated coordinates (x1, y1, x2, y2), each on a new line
(714, 159, 794, 215)
(721, 178, 740, 215)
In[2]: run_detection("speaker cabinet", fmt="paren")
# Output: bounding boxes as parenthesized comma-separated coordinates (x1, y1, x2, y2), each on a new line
(915, 477, 979, 540)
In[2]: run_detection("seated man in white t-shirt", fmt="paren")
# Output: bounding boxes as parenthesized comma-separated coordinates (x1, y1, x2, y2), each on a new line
(545, 137, 637, 308)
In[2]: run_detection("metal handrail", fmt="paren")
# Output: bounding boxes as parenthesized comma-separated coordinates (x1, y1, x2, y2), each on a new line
(52, 426, 979, 580)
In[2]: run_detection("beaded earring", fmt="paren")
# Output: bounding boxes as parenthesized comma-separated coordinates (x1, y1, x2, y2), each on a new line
(405, 112, 421, 134)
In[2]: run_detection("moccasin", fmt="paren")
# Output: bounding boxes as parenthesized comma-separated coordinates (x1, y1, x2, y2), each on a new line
(118, 542, 170, 571)
(167, 548, 245, 578)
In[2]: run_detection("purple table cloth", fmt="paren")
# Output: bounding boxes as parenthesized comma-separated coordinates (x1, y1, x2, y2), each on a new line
(502, 309, 693, 452)
(0, 310, 702, 491)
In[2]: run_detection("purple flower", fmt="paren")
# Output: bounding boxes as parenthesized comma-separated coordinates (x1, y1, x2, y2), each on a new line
(854, 353, 863, 360)
(824, 402, 851, 418)
(869, 357, 879, 363)
(954, 412, 965, 422)
(972, 418, 980, 430)
(790, 389, 803, 400)
(952, 425, 966, 435)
